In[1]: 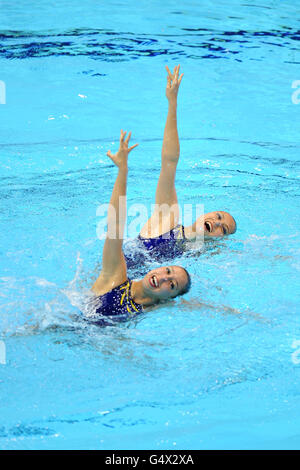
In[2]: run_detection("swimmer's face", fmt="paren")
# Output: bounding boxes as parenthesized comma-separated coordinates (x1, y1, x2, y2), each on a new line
(143, 266, 190, 301)
(195, 211, 236, 238)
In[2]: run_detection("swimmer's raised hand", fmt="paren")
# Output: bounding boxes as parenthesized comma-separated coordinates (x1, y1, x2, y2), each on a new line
(165, 64, 184, 102)
(106, 130, 139, 169)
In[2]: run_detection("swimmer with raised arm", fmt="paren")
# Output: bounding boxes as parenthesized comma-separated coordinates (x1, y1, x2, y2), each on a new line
(137, 64, 236, 261)
(90, 130, 191, 323)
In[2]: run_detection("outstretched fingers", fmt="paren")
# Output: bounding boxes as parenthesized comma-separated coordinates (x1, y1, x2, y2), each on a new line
(165, 64, 183, 88)
(124, 130, 131, 144)
(121, 130, 139, 153)
(120, 129, 127, 143)
(166, 65, 173, 80)
(126, 131, 139, 153)
(120, 130, 133, 145)
(128, 143, 139, 153)
(174, 65, 183, 84)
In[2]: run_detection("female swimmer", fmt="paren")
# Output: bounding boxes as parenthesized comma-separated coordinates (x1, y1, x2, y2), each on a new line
(136, 64, 237, 261)
(89, 130, 191, 323)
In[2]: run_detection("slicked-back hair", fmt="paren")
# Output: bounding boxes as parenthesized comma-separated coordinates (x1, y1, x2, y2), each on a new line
(177, 267, 191, 297)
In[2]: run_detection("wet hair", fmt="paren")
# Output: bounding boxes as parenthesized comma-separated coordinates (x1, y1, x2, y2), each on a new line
(231, 215, 237, 234)
(177, 267, 192, 297)
(222, 211, 237, 235)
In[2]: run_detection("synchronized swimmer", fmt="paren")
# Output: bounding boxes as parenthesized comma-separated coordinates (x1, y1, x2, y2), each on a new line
(89, 64, 236, 323)
(90, 130, 191, 323)
(126, 64, 237, 265)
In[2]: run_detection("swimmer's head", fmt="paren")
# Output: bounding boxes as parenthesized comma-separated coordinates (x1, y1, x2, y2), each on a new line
(194, 211, 236, 238)
(142, 265, 191, 302)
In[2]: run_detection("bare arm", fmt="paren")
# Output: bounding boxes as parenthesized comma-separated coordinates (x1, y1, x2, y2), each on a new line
(92, 130, 138, 295)
(140, 65, 184, 237)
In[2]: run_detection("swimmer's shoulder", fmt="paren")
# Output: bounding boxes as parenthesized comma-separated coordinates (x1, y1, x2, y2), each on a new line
(92, 273, 128, 297)
(139, 218, 180, 239)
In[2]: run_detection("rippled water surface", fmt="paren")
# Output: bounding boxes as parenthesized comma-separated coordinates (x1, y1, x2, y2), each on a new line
(0, 0, 300, 450)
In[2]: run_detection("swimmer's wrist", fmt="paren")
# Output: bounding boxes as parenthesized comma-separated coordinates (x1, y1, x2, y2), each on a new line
(117, 162, 128, 172)
(167, 96, 178, 106)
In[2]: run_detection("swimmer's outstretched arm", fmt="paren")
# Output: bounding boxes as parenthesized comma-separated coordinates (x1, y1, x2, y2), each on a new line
(140, 64, 184, 237)
(161, 64, 183, 168)
(92, 130, 138, 295)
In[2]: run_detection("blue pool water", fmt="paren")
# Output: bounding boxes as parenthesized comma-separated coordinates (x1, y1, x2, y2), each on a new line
(1, 0, 300, 450)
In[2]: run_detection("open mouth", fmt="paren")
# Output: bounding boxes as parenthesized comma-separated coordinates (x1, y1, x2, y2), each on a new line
(149, 274, 159, 288)
(204, 221, 212, 233)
